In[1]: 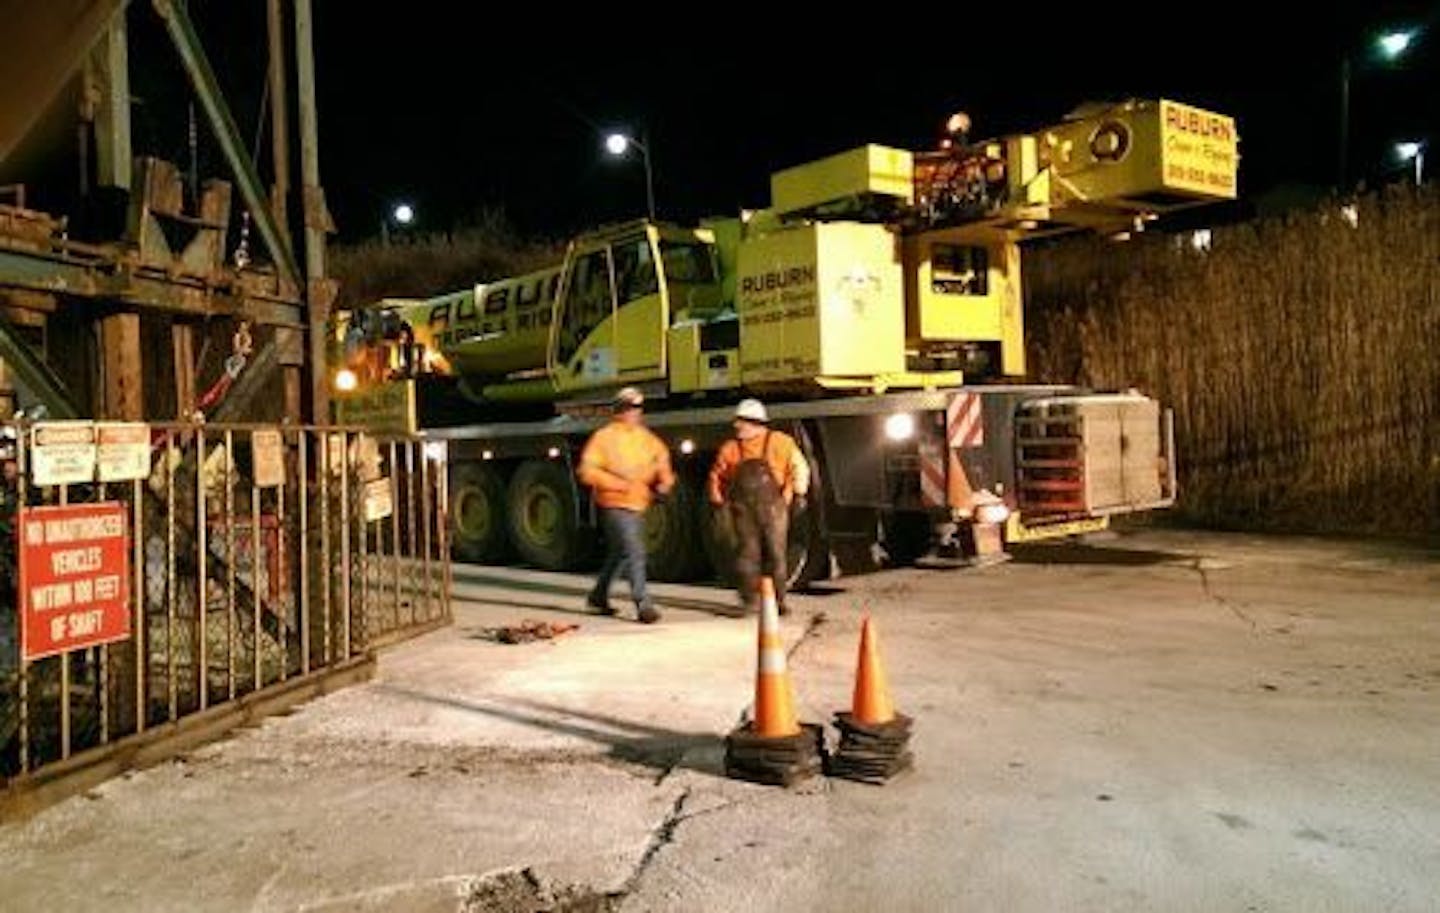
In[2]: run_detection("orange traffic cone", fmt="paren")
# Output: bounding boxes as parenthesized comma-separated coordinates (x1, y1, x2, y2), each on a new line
(753, 576, 801, 737)
(828, 614, 913, 783)
(851, 614, 896, 726)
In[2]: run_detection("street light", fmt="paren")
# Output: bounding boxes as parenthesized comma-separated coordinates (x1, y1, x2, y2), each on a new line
(381, 201, 416, 245)
(603, 130, 656, 221)
(1395, 141, 1425, 184)
(1378, 30, 1416, 59)
(1340, 26, 1420, 186)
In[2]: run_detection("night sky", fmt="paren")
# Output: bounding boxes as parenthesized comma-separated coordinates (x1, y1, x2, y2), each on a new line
(304, 2, 1437, 241)
(15, 2, 1440, 244)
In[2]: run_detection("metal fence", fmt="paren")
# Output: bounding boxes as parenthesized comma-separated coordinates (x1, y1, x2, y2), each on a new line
(0, 423, 449, 791)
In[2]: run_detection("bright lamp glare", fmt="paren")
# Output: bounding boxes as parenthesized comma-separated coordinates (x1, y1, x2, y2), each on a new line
(1395, 141, 1423, 160)
(334, 368, 358, 392)
(1378, 31, 1414, 58)
(679, 439, 696, 455)
(547, 446, 561, 459)
(605, 134, 630, 156)
(884, 413, 916, 441)
(392, 203, 414, 225)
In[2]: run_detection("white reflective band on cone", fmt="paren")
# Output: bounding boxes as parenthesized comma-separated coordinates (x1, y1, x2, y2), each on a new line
(759, 649, 788, 675)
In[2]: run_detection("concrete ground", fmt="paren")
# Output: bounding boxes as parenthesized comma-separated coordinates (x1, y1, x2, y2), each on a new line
(0, 528, 1437, 912)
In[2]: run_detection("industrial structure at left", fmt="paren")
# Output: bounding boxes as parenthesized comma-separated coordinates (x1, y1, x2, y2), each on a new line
(0, 1, 451, 817)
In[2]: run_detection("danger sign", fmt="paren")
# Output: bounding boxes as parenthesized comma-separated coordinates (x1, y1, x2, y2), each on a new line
(30, 421, 98, 486)
(19, 501, 131, 661)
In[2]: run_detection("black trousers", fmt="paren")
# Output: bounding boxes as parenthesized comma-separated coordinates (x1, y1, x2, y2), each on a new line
(730, 498, 789, 613)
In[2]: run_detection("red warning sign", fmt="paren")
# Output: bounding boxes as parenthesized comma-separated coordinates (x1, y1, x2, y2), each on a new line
(19, 502, 131, 661)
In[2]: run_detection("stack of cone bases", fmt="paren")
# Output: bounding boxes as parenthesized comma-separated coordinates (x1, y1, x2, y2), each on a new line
(827, 615, 914, 784)
(724, 576, 823, 786)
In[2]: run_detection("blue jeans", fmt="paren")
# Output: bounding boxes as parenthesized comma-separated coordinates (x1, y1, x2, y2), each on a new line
(591, 508, 650, 608)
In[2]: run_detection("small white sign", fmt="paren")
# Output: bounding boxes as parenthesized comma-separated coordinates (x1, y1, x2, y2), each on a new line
(363, 477, 393, 522)
(30, 422, 97, 486)
(96, 422, 152, 482)
(326, 433, 347, 476)
(251, 430, 285, 488)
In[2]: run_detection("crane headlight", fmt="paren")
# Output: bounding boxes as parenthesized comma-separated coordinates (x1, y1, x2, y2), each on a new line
(884, 413, 916, 442)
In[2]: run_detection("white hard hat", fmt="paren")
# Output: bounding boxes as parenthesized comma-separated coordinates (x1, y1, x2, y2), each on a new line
(734, 398, 768, 423)
(614, 386, 645, 408)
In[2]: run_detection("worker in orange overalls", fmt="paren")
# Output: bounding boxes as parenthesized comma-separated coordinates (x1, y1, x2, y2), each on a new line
(578, 387, 675, 624)
(707, 399, 811, 615)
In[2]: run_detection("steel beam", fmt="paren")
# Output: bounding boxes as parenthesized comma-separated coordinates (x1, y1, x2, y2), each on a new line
(0, 315, 82, 419)
(294, 0, 331, 424)
(266, 0, 292, 237)
(150, 0, 300, 285)
(91, 17, 132, 190)
(0, 248, 302, 326)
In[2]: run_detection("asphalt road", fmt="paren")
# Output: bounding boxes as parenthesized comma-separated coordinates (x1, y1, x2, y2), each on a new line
(0, 529, 1436, 912)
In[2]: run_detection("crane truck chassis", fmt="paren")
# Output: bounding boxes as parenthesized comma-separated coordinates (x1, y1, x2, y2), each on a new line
(333, 98, 1237, 586)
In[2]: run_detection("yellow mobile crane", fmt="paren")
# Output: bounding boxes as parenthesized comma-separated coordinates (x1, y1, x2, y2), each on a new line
(333, 98, 1238, 582)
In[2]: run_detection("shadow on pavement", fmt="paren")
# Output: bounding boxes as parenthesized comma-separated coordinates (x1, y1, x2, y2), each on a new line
(1007, 542, 1192, 566)
(451, 571, 744, 618)
(374, 685, 727, 780)
(452, 592, 745, 621)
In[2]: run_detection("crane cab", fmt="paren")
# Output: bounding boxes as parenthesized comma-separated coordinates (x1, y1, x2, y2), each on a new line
(548, 221, 725, 398)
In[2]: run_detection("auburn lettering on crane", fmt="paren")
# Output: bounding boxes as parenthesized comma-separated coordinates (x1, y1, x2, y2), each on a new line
(740, 266, 816, 296)
(1164, 104, 1235, 143)
(423, 271, 561, 345)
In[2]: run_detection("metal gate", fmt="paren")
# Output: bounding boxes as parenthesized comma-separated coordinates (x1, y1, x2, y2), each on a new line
(0, 423, 449, 807)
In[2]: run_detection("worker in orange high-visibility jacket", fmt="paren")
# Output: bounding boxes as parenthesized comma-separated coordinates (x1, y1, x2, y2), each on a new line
(707, 398, 811, 615)
(578, 387, 675, 623)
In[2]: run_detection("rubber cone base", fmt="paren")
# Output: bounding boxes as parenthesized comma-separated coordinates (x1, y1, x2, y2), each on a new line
(724, 722, 825, 787)
(825, 712, 915, 784)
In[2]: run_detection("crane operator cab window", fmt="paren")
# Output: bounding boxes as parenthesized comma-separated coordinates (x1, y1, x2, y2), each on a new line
(613, 237, 659, 304)
(659, 238, 722, 321)
(555, 247, 616, 374)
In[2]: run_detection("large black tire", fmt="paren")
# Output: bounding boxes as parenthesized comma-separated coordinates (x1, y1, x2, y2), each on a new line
(644, 473, 706, 582)
(450, 461, 509, 563)
(506, 460, 587, 570)
(880, 511, 932, 567)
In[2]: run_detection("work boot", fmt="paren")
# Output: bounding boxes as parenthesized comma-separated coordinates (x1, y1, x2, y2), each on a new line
(637, 601, 662, 625)
(586, 592, 618, 616)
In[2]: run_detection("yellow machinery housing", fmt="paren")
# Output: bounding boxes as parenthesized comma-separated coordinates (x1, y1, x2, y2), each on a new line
(326, 97, 1235, 582)
(334, 98, 1238, 410)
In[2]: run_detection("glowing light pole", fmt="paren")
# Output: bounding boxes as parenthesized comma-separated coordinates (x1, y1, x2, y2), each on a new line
(1395, 141, 1425, 184)
(603, 130, 656, 220)
(381, 201, 415, 246)
(1340, 28, 1419, 186)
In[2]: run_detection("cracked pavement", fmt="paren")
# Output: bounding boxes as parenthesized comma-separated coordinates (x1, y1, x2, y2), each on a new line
(0, 529, 1437, 911)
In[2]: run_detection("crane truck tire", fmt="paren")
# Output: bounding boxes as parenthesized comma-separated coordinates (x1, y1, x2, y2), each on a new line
(644, 472, 707, 582)
(506, 459, 588, 570)
(450, 461, 510, 563)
